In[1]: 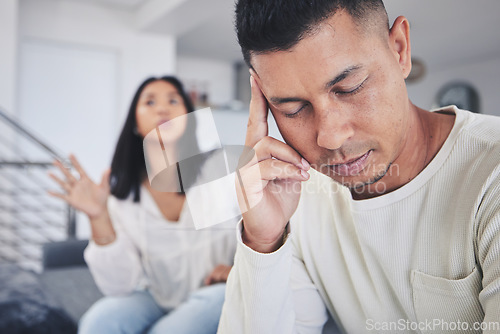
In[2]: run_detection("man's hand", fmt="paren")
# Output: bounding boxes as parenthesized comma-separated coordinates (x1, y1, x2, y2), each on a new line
(204, 265, 232, 285)
(235, 73, 310, 254)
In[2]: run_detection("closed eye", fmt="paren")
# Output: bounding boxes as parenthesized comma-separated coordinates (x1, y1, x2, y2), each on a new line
(284, 103, 309, 118)
(336, 78, 368, 96)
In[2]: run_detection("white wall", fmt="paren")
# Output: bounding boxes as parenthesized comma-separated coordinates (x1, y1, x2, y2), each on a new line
(176, 56, 280, 147)
(18, 40, 118, 177)
(0, 0, 19, 160)
(176, 56, 235, 107)
(0, 0, 19, 266)
(19, 0, 176, 121)
(211, 108, 283, 146)
(17, 0, 177, 238)
(0, 0, 18, 115)
(407, 57, 500, 117)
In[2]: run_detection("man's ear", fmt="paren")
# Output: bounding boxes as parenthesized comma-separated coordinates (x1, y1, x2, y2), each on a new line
(389, 16, 412, 79)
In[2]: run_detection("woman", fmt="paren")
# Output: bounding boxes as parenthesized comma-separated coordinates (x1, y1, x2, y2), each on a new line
(49, 76, 236, 334)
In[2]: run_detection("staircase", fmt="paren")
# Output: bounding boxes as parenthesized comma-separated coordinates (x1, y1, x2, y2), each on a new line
(0, 108, 76, 272)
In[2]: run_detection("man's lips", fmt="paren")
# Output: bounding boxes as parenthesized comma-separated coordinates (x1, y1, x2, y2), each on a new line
(329, 150, 372, 177)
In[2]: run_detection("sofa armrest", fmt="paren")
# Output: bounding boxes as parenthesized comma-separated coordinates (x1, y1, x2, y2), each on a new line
(42, 239, 89, 270)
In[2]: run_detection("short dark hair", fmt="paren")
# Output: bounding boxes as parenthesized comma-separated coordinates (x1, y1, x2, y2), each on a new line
(235, 0, 389, 67)
(110, 76, 196, 202)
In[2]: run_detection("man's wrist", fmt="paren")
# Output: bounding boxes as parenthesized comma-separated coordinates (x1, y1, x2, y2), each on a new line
(241, 222, 289, 253)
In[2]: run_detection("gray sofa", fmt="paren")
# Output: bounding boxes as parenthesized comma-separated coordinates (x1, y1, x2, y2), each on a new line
(38, 240, 341, 333)
(40, 239, 103, 322)
(0, 239, 102, 333)
(0, 239, 341, 333)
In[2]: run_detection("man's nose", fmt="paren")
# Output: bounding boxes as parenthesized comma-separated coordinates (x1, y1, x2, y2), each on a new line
(315, 104, 354, 150)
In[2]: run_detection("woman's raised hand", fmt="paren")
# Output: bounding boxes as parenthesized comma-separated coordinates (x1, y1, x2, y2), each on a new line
(48, 154, 111, 219)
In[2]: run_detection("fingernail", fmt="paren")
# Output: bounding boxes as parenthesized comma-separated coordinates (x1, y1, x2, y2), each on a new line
(249, 75, 254, 87)
(301, 170, 309, 179)
(301, 158, 310, 170)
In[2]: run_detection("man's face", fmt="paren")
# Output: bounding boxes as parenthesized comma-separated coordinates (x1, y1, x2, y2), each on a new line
(252, 11, 411, 192)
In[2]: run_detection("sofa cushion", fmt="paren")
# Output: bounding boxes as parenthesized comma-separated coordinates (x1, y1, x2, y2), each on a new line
(42, 239, 88, 269)
(0, 264, 77, 334)
(39, 266, 103, 322)
(0, 299, 77, 334)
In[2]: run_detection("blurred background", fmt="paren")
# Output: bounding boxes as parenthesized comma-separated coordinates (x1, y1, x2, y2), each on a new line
(1, 1, 499, 330)
(1, 0, 500, 267)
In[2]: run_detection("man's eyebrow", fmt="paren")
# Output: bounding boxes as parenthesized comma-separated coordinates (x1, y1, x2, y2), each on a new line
(269, 96, 304, 105)
(325, 65, 363, 89)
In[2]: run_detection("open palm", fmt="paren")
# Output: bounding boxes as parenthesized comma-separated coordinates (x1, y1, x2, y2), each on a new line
(49, 155, 110, 219)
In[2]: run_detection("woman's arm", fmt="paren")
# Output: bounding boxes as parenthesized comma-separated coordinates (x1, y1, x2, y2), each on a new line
(84, 201, 144, 296)
(48, 154, 116, 244)
(49, 154, 144, 295)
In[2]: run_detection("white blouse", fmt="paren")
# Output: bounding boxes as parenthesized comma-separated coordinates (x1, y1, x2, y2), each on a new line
(84, 185, 239, 310)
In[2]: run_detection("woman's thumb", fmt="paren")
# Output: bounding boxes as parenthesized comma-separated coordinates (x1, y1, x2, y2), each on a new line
(101, 168, 111, 188)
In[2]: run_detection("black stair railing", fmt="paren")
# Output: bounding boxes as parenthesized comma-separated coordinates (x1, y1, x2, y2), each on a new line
(0, 107, 76, 272)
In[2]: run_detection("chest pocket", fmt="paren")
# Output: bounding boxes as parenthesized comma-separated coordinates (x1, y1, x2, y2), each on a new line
(411, 267, 484, 333)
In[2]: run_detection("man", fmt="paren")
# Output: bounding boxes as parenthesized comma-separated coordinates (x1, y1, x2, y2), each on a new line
(219, 0, 500, 333)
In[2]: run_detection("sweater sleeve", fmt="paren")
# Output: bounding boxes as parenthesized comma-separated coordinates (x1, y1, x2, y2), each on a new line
(83, 197, 144, 296)
(476, 173, 500, 334)
(218, 221, 328, 334)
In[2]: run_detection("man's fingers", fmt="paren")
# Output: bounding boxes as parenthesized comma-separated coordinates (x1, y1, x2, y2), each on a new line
(238, 158, 308, 205)
(69, 154, 88, 179)
(258, 159, 310, 182)
(239, 136, 310, 173)
(239, 160, 308, 195)
(254, 137, 309, 169)
(245, 74, 269, 148)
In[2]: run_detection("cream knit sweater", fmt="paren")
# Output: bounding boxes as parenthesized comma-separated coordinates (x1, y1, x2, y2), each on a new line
(219, 107, 500, 334)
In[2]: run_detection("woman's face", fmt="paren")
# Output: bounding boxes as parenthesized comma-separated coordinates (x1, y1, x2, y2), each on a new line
(135, 80, 188, 141)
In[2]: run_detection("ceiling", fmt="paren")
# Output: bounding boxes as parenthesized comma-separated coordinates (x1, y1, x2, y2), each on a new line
(383, 0, 500, 72)
(62, 0, 500, 71)
(177, 0, 500, 72)
(63, 0, 146, 9)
